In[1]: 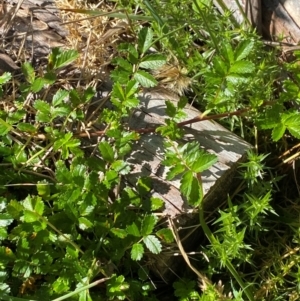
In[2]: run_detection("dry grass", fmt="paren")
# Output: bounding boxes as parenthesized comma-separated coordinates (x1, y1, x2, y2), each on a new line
(56, 0, 134, 85)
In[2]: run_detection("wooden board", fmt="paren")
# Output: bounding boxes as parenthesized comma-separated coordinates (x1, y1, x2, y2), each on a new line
(124, 88, 252, 281)
(214, 0, 300, 43)
(126, 89, 252, 217)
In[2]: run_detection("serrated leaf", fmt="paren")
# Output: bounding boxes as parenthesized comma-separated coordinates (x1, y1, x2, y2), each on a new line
(180, 171, 202, 206)
(137, 177, 152, 197)
(141, 215, 157, 236)
(284, 114, 300, 139)
(98, 141, 114, 163)
(111, 160, 131, 175)
(230, 61, 255, 74)
(165, 100, 177, 117)
(78, 217, 93, 230)
(37, 182, 50, 199)
(226, 74, 249, 84)
(191, 151, 218, 173)
(53, 49, 79, 69)
(53, 132, 73, 151)
(21, 62, 35, 83)
(222, 42, 234, 64)
(235, 39, 254, 61)
(53, 89, 69, 107)
(138, 27, 153, 54)
(272, 124, 286, 141)
(110, 228, 128, 238)
(0, 72, 12, 84)
(134, 70, 157, 87)
(150, 197, 164, 210)
(213, 57, 228, 76)
(31, 77, 46, 92)
(126, 223, 141, 237)
(17, 122, 37, 133)
(0, 118, 12, 135)
(143, 235, 162, 254)
(23, 195, 44, 216)
(156, 228, 174, 243)
(111, 82, 125, 106)
(131, 243, 144, 261)
(178, 96, 188, 110)
(125, 80, 139, 98)
(0, 214, 13, 227)
(166, 164, 186, 180)
(23, 210, 38, 222)
(34, 100, 51, 122)
(139, 54, 166, 69)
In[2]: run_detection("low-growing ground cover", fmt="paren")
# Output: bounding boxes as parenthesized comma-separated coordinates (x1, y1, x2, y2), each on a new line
(1, 0, 300, 300)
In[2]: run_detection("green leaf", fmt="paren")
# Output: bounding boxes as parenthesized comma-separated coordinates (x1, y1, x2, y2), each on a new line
(0, 72, 12, 84)
(53, 48, 79, 70)
(284, 114, 300, 139)
(212, 57, 228, 76)
(112, 57, 133, 72)
(23, 195, 44, 216)
(99, 141, 115, 163)
(0, 118, 12, 135)
(34, 100, 51, 122)
(31, 77, 46, 92)
(78, 217, 93, 230)
(125, 80, 139, 98)
(143, 235, 162, 254)
(134, 70, 157, 87)
(150, 197, 164, 210)
(222, 42, 235, 64)
(226, 74, 249, 84)
(138, 27, 153, 54)
(180, 171, 202, 206)
(139, 54, 166, 69)
(110, 228, 128, 238)
(191, 151, 218, 173)
(137, 177, 152, 197)
(37, 181, 51, 199)
(230, 61, 255, 74)
(21, 62, 35, 83)
(156, 228, 174, 243)
(141, 215, 157, 236)
(235, 39, 254, 61)
(0, 213, 13, 227)
(53, 89, 69, 107)
(126, 223, 141, 237)
(111, 82, 126, 106)
(17, 122, 37, 133)
(166, 164, 186, 180)
(53, 132, 73, 151)
(165, 100, 177, 118)
(131, 243, 144, 261)
(111, 160, 131, 175)
(272, 124, 286, 141)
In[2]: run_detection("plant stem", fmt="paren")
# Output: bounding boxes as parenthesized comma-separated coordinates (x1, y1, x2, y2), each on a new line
(51, 278, 110, 301)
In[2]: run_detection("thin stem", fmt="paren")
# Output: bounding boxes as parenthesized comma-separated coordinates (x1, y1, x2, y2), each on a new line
(52, 277, 110, 301)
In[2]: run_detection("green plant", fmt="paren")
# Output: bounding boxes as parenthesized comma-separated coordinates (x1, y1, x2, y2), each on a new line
(2, 0, 300, 300)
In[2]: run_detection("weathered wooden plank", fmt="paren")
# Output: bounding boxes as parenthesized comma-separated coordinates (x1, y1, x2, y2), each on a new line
(126, 89, 252, 217)
(125, 88, 252, 281)
(213, 0, 262, 33)
(279, 0, 300, 29)
(214, 0, 300, 43)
